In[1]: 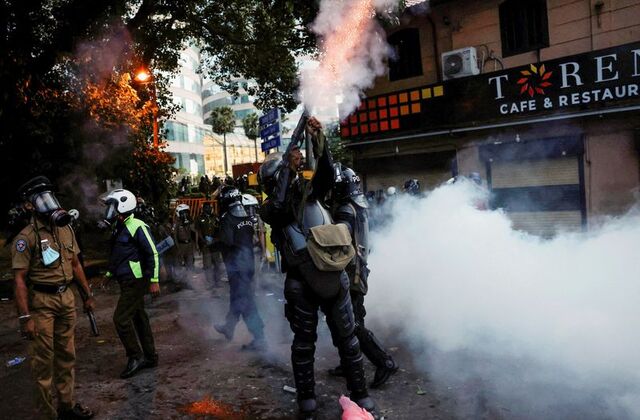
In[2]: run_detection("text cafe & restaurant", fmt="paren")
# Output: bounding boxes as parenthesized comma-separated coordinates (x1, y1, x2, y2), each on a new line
(342, 41, 640, 237)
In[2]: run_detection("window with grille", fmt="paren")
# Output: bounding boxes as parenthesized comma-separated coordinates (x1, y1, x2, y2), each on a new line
(499, 0, 549, 57)
(388, 28, 423, 81)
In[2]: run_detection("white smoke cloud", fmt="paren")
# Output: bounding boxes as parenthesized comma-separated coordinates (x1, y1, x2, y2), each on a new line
(366, 180, 640, 417)
(300, 0, 403, 120)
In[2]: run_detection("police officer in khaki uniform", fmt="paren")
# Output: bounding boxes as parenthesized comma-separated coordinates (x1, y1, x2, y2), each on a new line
(11, 176, 95, 420)
(173, 204, 195, 274)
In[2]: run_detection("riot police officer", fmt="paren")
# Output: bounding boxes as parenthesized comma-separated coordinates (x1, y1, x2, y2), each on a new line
(11, 176, 95, 420)
(173, 203, 195, 274)
(331, 165, 398, 388)
(214, 186, 265, 350)
(259, 117, 376, 419)
(102, 189, 160, 379)
(403, 178, 421, 195)
(195, 202, 222, 288)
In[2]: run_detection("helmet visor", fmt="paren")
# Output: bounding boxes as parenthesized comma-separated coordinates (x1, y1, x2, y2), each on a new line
(31, 191, 61, 214)
(229, 203, 248, 218)
(104, 199, 119, 220)
(351, 193, 369, 209)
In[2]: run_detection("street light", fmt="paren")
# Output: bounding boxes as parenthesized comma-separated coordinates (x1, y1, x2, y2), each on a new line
(134, 68, 159, 148)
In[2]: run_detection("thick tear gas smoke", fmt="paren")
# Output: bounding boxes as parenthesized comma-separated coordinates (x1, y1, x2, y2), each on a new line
(300, 0, 402, 120)
(366, 180, 640, 418)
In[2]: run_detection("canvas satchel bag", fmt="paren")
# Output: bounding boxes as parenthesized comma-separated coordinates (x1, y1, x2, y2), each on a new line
(306, 223, 355, 272)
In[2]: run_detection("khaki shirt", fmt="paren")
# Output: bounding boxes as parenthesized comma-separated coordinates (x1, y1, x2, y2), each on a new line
(11, 219, 79, 285)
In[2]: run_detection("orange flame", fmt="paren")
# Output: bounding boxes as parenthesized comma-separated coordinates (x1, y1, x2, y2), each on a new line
(319, 0, 374, 81)
(180, 396, 245, 419)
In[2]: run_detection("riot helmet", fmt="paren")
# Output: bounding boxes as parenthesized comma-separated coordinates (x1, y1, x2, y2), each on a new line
(334, 166, 368, 208)
(220, 186, 246, 217)
(103, 189, 136, 222)
(403, 179, 420, 195)
(175, 203, 191, 224)
(258, 152, 284, 197)
(242, 193, 259, 220)
(202, 202, 213, 216)
(386, 186, 397, 197)
(17, 176, 72, 227)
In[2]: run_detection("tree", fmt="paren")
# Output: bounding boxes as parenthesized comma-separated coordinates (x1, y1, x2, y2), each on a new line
(206, 107, 236, 175)
(0, 1, 318, 224)
(242, 113, 259, 162)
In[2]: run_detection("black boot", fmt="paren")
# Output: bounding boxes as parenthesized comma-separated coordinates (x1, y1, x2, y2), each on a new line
(297, 398, 317, 420)
(370, 358, 399, 388)
(57, 403, 94, 420)
(120, 356, 145, 379)
(353, 396, 380, 420)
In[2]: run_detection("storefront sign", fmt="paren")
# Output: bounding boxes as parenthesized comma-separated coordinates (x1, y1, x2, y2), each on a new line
(342, 41, 640, 141)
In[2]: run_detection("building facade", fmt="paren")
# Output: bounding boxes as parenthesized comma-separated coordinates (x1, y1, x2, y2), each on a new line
(341, 0, 640, 236)
(165, 48, 264, 178)
(202, 78, 259, 127)
(204, 132, 262, 176)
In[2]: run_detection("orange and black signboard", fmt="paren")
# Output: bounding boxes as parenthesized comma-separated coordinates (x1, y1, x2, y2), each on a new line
(341, 41, 640, 141)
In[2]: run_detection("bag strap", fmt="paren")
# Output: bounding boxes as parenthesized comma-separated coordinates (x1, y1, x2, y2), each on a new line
(348, 203, 361, 284)
(295, 130, 326, 232)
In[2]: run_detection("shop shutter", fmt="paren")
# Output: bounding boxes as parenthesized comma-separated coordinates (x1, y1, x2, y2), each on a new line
(358, 151, 456, 193)
(489, 156, 584, 237)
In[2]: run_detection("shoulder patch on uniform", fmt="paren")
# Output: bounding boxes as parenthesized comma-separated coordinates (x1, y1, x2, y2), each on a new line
(15, 239, 27, 253)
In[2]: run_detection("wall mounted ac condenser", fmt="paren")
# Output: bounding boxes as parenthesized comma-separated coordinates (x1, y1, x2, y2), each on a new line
(441, 47, 480, 80)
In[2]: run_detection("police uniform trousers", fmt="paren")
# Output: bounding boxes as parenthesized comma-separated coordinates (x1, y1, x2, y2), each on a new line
(175, 242, 194, 269)
(224, 268, 264, 338)
(202, 247, 222, 285)
(284, 265, 368, 403)
(349, 290, 393, 369)
(29, 287, 76, 419)
(113, 277, 156, 360)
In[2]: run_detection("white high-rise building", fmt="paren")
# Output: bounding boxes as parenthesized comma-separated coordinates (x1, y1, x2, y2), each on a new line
(202, 78, 259, 127)
(164, 46, 209, 176)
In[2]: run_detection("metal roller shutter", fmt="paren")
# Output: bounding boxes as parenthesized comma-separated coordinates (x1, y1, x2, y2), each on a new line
(489, 156, 584, 237)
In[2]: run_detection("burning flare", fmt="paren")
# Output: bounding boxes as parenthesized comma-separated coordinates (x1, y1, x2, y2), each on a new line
(301, 0, 399, 120)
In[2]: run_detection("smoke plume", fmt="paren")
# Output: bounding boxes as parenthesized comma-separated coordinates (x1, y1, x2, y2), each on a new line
(300, 0, 402, 120)
(366, 180, 640, 418)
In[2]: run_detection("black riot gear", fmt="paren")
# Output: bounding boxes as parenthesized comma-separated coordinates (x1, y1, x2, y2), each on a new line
(334, 166, 368, 209)
(332, 190, 398, 390)
(202, 202, 213, 216)
(259, 117, 376, 418)
(403, 178, 420, 195)
(17, 176, 72, 227)
(258, 152, 283, 197)
(219, 186, 245, 217)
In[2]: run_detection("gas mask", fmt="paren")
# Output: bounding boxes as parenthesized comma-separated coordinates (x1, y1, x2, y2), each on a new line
(178, 210, 190, 224)
(30, 191, 72, 227)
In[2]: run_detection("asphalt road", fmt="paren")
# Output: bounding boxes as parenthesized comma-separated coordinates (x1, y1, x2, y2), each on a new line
(0, 265, 465, 420)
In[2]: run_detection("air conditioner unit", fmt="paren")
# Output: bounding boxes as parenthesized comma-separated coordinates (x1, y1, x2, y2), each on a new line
(441, 47, 480, 80)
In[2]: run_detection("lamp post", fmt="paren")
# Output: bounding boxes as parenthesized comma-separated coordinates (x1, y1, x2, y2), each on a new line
(134, 69, 159, 148)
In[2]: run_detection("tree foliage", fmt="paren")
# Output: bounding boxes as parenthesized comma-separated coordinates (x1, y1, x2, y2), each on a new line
(206, 107, 236, 136)
(0, 0, 318, 223)
(242, 113, 259, 140)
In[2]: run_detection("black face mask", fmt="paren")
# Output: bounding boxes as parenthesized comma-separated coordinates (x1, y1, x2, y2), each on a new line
(179, 211, 190, 224)
(30, 191, 71, 227)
